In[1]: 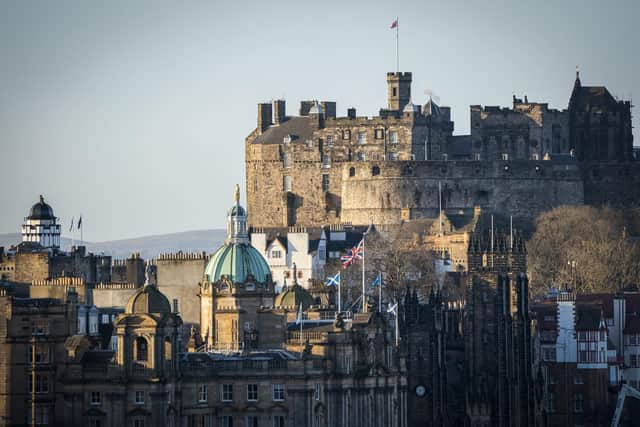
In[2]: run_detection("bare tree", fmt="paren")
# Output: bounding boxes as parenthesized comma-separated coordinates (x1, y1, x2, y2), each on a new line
(527, 206, 640, 295)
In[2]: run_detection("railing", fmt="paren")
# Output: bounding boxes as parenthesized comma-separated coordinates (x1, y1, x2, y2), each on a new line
(287, 331, 327, 343)
(180, 358, 326, 377)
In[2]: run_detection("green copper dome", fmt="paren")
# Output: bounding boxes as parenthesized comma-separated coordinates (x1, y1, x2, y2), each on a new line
(204, 185, 272, 284)
(205, 243, 271, 284)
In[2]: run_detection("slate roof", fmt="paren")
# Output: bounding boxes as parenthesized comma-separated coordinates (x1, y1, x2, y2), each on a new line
(448, 135, 472, 158)
(575, 303, 603, 331)
(252, 117, 313, 145)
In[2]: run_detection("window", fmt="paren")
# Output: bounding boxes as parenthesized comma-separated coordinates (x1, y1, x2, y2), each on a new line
(31, 320, 49, 335)
(314, 383, 321, 401)
(392, 87, 397, 97)
(574, 375, 584, 384)
(135, 337, 148, 361)
(322, 174, 330, 192)
(357, 132, 366, 145)
(134, 419, 145, 427)
(547, 392, 556, 413)
(327, 135, 333, 147)
(273, 416, 285, 427)
(283, 153, 292, 168)
(372, 166, 380, 176)
(283, 175, 292, 192)
(219, 416, 233, 427)
(273, 384, 285, 401)
(375, 129, 384, 139)
(198, 384, 208, 402)
(253, 177, 258, 192)
(271, 250, 282, 259)
(389, 131, 398, 144)
(247, 384, 258, 401)
(321, 153, 330, 168)
(135, 391, 145, 405)
(474, 153, 482, 160)
(245, 416, 258, 427)
(349, 167, 355, 177)
(306, 139, 313, 148)
(501, 153, 509, 160)
(356, 152, 365, 162)
(165, 337, 172, 361)
(574, 393, 584, 413)
(28, 345, 50, 364)
(630, 354, 638, 367)
(101, 314, 110, 324)
(389, 152, 397, 161)
(28, 374, 49, 393)
(26, 405, 49, 426)
(543, 348, 556, 362)
(630, 335, 637, 345)
(90, 391, 101, 405)
(222, 384, 233, 402)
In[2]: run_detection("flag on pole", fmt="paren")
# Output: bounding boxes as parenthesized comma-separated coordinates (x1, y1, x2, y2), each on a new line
(295, 303, 303, 325)
(68, 217, 74, 232)
(390, 18, 398, 29)
(387, 302, 398, 314)
(370, 272, 382, 289)
(325, 272, 340, 287)
(77, 216, 82, 230)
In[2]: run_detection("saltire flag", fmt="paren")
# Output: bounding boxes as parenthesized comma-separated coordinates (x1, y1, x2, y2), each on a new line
(68, 217, 74, 232)
(390, 18, 398, 29)
(325, 272, 340, 287)
(387, 302, 398, 314)
(370, 272, 382, 289)
(295, 303, 303, 325)
(77, 216, 82, 230)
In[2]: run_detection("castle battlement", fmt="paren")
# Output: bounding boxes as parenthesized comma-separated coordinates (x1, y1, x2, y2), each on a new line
(32, 276, 84, 287)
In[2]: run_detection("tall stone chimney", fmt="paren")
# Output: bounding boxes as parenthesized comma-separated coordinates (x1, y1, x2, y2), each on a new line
(273, 99, 286, 125)
(257, 103, 272, 134)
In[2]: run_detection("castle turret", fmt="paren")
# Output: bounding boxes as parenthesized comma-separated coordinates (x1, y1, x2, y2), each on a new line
(387, 72, 412, 111)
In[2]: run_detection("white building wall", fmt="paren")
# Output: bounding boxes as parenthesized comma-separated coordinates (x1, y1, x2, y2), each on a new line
(556, 300, 577, 362)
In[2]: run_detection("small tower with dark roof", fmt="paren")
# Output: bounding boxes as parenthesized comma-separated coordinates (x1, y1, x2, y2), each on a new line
(21, 195, 61, 248)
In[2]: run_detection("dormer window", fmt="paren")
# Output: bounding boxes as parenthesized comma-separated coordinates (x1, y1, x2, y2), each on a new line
(283, 135, 291, 144)
(327, 135, 333, 147)
(357, 132, 366, 145)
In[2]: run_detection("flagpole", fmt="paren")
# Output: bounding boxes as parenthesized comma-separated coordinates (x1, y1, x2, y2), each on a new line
(362, 234, 366, 313)
(338, 278, 341, 314)
(378, 274, 382, 313)
(396, 17, 399, 73)
(438, 182, 442, 235)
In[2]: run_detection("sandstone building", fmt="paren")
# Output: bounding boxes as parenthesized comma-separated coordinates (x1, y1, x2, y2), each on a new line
(245, 71, 637, 230)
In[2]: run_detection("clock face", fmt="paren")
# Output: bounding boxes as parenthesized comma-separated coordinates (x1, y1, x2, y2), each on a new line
(415, 385, 426, 397)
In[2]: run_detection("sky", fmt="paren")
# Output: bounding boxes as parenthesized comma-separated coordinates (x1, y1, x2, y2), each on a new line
(1, 0, 638, 241)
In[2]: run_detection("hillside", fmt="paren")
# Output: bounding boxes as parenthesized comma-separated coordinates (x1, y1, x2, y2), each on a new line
(0, 230, 226, 259)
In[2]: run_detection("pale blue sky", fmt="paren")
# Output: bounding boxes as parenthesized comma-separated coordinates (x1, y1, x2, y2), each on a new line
(1, 0, 638, 241)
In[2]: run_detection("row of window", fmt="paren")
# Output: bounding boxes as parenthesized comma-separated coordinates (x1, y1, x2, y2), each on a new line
(198, 383, 286, 403)
(303, 130, 399, 145)
(545, 392, 584, 413)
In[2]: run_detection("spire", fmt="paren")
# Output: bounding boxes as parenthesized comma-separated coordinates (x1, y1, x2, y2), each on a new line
(574, 65, 581, 88)
(234, 184, 240, 204)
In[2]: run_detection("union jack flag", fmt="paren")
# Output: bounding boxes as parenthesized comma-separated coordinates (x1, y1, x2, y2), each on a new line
(340, 239, 364, 268)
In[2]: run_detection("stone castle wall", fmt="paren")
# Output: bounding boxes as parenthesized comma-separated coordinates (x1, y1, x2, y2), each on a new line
(340, 160, 584, 225)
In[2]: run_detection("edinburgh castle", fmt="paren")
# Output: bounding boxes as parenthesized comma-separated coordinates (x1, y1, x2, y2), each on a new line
(245, 70, 637, 230)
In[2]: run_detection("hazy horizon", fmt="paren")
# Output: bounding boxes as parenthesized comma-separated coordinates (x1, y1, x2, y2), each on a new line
(2, 0, 638, 241)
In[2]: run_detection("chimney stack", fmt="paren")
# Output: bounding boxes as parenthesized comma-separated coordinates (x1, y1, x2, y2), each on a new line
(347, 108, 356, 119)
(257, 103, 272, 134)
(273, 99, 286, 125)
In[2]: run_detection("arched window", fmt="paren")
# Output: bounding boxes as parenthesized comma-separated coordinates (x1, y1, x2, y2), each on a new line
(164, 337, 172, 361)
(135, 337, 148, 361)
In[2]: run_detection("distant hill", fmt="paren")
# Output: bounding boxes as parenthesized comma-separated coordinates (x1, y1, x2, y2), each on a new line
(0, 230, 226, 259)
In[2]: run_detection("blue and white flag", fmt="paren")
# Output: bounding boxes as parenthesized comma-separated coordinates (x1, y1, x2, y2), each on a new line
(295, 303, 303, 325)
(370, 272, 382, 289)
(68, 217, 74, 232)
(325, 272, 340, 287)
(387, 302, 398, 315)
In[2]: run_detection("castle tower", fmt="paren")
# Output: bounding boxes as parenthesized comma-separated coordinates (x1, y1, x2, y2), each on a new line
(21, 195, 61, 248)
(200, 185, 275, 350)
(386, 72, 412, 111)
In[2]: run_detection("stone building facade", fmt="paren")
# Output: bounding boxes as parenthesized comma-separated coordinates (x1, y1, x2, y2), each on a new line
(245, 70, 637, 231)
